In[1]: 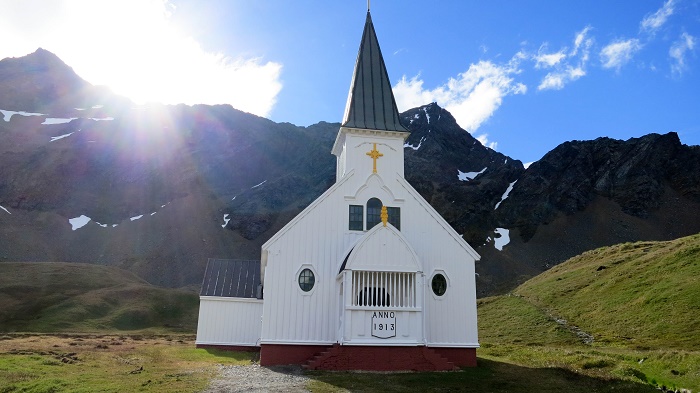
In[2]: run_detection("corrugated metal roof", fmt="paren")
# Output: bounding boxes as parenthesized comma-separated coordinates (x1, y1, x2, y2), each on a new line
(200, 259, 261, 298)
(341, 11, 409, 133)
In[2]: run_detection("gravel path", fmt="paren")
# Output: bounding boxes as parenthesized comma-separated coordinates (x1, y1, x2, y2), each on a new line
(202, 364, 312, 393)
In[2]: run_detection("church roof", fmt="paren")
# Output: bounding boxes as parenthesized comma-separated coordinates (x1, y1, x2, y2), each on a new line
(341, 11, 409, 133)
(200, 259, 261, 298)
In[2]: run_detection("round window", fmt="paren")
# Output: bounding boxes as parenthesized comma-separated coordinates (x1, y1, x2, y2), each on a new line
(431, 273, 447, 296)
(298, 268, 315, 292)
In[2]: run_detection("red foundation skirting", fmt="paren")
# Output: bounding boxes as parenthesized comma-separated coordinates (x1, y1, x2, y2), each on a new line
(261, 344, 477, 370)
(196, 344, 261, 352)
(260, 344, 331, 366)
(430, 347, 477, 367)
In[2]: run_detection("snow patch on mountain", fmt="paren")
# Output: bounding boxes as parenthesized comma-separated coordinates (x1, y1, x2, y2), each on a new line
(69, 215, 91, 230)
(42, 117, 77, 125)
(494, 228, 510, 251)
(404, 136, 425, 150)
(0, 109, 45, 122)
(0, 205, 11, 215)
(252, 180, 267, 188)
(495, 180, 517, 210)
(50, 132, 74, 142)
(222, 213, 230, 228)
(458, 167, 487, 181)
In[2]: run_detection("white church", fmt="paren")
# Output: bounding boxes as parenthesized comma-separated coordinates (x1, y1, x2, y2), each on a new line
(196, 9, 480, 371)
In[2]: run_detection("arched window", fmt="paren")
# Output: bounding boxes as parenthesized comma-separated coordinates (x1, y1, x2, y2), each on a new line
(366, 198, 382, 229)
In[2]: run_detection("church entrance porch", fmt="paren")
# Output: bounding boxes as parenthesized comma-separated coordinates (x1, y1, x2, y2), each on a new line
(339, 270, 423, 345)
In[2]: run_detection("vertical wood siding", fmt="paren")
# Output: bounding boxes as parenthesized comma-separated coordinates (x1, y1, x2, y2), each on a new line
(260, 156, 478, 347)
(196, 298, 263, 346)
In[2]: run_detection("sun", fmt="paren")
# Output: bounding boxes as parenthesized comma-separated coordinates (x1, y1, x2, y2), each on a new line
(0, 0, 282, 117)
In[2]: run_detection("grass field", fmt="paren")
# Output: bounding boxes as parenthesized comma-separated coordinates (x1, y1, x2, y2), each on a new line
(1, 234, 698, 391)
(0, 334, 253, 393)
(478, 233, 700, 391)
(0, 262, 199, 333)
(0, 334, 658, 393)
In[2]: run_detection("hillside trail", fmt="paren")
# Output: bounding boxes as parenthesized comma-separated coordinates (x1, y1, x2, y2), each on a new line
(514, 293, 595, 344)
(202, 363, 312, 393)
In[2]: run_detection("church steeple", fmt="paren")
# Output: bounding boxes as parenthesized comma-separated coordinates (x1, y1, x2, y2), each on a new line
(332, 10, 409, 181)
(341, 11, 408, 133)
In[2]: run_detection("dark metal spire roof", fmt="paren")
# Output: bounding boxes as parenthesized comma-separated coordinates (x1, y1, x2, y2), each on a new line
(341, 11, 408, 133)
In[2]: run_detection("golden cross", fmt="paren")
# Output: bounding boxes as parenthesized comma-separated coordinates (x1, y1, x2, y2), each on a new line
(366, 143, 383, 174)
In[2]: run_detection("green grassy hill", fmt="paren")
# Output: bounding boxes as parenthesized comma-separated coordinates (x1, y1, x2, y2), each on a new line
(516, 233, 700, 350)
(478, 233, 700, 390)
(0, 262, 199, 332)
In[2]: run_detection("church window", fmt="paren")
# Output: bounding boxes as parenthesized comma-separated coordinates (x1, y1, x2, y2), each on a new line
(387, 207, 400, 230)
(366, 198, 382, 229)
(349, 205, 363, 230)
(431, 273, 447, 296)
(358, 287, 390, 306)
(351, 271, 417, 308)
(298, 268, 315, 292)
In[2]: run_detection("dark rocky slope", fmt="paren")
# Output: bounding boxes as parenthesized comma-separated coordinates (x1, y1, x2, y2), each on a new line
(2, 49, 700, 296)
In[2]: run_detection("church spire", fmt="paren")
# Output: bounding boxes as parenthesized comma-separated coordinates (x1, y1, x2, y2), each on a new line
(341, 11, 408, 133)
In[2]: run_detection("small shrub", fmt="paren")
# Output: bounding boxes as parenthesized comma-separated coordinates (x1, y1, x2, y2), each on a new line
(581, 359, 613, 369)
(619, 366, 647, 381)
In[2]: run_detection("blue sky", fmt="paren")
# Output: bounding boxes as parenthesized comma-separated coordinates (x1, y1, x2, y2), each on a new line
(1, 0, 698, 164)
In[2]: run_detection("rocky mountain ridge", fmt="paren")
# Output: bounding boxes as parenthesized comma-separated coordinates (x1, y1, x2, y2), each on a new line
(2, 49, 699, 296)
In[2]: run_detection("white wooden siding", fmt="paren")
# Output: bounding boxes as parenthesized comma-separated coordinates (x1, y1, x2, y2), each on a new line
(260, 143, 479, 347)
(196, 297, 263, 346)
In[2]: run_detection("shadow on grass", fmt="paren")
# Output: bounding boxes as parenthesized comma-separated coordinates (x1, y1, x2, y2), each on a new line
(199, 347, 259, 362)
(305, 358, 658, 393)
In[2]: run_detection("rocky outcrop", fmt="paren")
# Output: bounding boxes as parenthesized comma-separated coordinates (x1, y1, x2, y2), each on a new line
(402, 103, 524, 244)
(496, 132, 700, 241)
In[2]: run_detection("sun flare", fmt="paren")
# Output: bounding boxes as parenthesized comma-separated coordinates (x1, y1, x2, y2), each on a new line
(0, 0, 282, 117)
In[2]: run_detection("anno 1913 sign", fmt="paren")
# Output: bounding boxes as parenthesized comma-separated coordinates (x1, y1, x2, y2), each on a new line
(371, 311, 396, 339)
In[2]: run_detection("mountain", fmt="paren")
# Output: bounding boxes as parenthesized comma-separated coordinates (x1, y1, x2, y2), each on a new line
(1, 49, 699, 296)
(0, 48, 121, 112)
(479, 132, 700, 294)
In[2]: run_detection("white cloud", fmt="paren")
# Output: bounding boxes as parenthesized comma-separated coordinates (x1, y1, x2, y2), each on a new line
(670, 32, 696, 75)
(393, 53, 526, 138)
(641, 0, 675, 34)
(600, 39, 642, 70)
(537, 26, 592, 91)
(538, 66, 586, 91)
(572, 26, 593, 57)
(0, 0, 283, 117)
(534, 45, 567, 69)
(475, 133, 498, 150)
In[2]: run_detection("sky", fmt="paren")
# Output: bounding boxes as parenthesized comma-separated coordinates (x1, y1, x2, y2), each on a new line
(1, 0, 699, 165)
